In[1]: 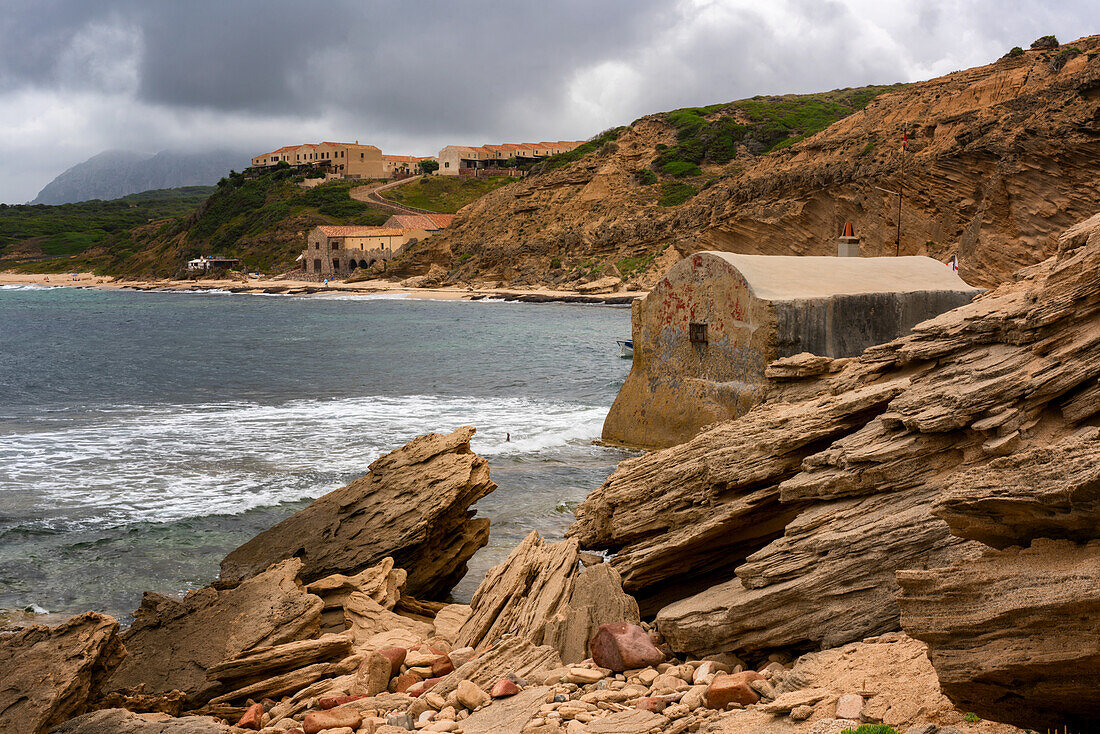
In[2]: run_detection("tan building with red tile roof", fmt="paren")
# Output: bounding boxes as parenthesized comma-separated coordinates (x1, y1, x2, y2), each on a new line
(437, 140, 585, 175)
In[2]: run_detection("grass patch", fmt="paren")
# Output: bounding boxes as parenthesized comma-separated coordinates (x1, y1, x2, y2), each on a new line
(658, 182, 697, 207)
(636, 168, 658, 185)
(842, 726, 898, 734)
(380, 176, 511, 213)
(616, 253, 657, 276)
(660, 161, 703, 177)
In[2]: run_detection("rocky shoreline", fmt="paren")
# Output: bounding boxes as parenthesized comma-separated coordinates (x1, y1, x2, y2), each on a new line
(7, 214, 1100, 733)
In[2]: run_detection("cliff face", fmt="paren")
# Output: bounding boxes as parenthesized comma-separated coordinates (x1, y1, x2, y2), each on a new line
(395, 37, 1100, 290)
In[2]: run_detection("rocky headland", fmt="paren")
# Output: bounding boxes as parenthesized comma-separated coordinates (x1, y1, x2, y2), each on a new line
(7, 214, 1100, 733)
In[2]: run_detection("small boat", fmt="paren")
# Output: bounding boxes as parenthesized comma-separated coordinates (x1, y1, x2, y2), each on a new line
(616, 340, 633, 358)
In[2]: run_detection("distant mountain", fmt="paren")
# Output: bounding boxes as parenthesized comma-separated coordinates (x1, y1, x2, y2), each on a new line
(31, 149, 253, 205)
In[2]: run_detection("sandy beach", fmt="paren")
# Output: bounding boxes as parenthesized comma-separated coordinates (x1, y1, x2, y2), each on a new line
(0, 270, 645, 303)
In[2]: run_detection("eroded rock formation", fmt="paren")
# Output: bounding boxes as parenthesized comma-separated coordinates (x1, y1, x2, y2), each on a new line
(898, 540, 1100, 730)
(455, 531, 639, 664)
(570, 211, 1100, 670)
(218, 426, 496, 598)
(0, 612, 125, 734)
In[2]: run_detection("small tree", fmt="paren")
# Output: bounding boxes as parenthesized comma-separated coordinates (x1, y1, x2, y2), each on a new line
(417, 160, 439, 175)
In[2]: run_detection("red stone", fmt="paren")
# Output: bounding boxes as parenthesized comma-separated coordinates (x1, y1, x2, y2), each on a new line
(705, 671, 764, 709)
(393, 671, 423, 693)
(430, 655, 455, 677)
(490, 679, 521, 698)
(377, 647, 407, 678)
(236, 702, 264, 730)
(404, 675, 443, 697)
(587, 623, 666, 672)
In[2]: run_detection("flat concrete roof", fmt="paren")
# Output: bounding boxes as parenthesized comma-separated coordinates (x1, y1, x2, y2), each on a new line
(701, 252, 979, 301)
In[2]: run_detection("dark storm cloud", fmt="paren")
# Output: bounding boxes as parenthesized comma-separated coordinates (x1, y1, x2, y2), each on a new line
(0, 0, 1095, 203)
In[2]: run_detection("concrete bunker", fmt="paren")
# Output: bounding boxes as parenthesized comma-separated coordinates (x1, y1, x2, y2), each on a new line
(602, 252, 981, 449)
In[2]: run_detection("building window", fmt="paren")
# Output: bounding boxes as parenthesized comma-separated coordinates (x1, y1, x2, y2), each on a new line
(332, 258, 340, 271)
(689, 322, 708, 344)
(444, 161, 450, 168)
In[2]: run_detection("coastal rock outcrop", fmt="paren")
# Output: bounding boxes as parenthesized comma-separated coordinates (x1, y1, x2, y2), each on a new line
(0, 612, 125, 734)
(454, 531, 638, 663)
(106, 559, 321, 705)
(569, 211, 1100, 664)
(218, 427, 496, 598)
(898, 539, 1100, 730)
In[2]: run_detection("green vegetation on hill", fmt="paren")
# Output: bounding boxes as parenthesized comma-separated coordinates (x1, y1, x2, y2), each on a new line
(6, 166, 391, 277)
(0, 186, 214, 260)
(653, 85, 903, 173)
(380, 175, 513, 213)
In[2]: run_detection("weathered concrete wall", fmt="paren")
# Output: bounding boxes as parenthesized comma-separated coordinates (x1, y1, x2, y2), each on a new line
(602, 252, 979, 449)
(774, 289, 978, 358)
(602, 253, 776, 450)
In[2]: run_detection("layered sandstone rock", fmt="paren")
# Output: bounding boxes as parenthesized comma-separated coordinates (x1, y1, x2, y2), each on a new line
(898, 540, 1100, 730)
(570, 211, 1100, 660)
(0, 612, 125, 734)
(106, 559, 321, 705)
(219, 427, 496, 598)
(51, 709, 233, 733)
(454, 531, 638, 663)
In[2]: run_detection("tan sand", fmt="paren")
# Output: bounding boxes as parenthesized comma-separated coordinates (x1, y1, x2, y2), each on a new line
(0, 270, 646, 302)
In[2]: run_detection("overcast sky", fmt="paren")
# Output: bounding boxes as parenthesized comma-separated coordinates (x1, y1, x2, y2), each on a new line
(0, 0, 1093, 203)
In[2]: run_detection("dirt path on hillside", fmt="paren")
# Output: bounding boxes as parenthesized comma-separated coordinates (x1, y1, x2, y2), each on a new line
(351, 176, 440, 216)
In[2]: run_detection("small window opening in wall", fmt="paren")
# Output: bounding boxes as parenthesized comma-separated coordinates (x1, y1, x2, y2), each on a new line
(689, 322, 708, 344)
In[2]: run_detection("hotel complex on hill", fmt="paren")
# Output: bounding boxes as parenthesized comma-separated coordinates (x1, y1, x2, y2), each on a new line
(250, 139, 585, 180)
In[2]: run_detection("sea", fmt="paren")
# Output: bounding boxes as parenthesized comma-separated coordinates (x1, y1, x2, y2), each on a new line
(0, 284, 635, 622)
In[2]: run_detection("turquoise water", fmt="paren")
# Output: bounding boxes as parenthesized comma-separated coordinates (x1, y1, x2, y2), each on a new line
(0, 285, 634, 619)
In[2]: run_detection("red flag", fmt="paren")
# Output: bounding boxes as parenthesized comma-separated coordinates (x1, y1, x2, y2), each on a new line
(903, 130, 908, 151)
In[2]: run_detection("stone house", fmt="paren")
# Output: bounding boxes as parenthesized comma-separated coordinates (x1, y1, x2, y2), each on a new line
(302, 225, 429, 277)
(602, 252, 981, 449)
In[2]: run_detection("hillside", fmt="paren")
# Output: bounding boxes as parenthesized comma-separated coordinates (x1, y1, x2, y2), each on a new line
(30, 148, 252, 205)
(6, 167, 393, 277)
(0, 187, 214, 263)
(379, 175, 512, 213)
(391, 36, 1100, 290)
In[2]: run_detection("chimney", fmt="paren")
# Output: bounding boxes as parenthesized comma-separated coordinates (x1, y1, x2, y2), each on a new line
(838, 222, 861, 257)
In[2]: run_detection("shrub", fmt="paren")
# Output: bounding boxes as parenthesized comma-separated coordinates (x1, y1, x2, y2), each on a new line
(1006, 46, 1025, 57)
(858, 141, 876, 156)
(636, 168, 658, 185)
(660, 160, 702, 177)
(549, 257, 562, 270)
(842, 726, 899, 734)
(1051, 47, 1082, 71)
(963, 713, 981, 723)
(658, 182, 697, 207)
(1030, 35, 1059, 49)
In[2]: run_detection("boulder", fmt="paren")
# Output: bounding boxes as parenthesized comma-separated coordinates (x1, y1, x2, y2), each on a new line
(219, 427, 496, 599)
(455, 679, 490, 709)
(344, 592, 434, 647)
(898, 539, 1100, 730)
(236, 702, 264, 730)
(106, 559, 321, 705)
(587, 623, 665, 672)
(49, 709, 231, 733)
(458, 686, 550, 734)
(351, 651, 394, 696)
(0, 611, 125, 734)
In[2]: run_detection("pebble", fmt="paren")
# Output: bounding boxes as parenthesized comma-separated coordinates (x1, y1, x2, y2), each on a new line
(566, 667, 605, 685)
